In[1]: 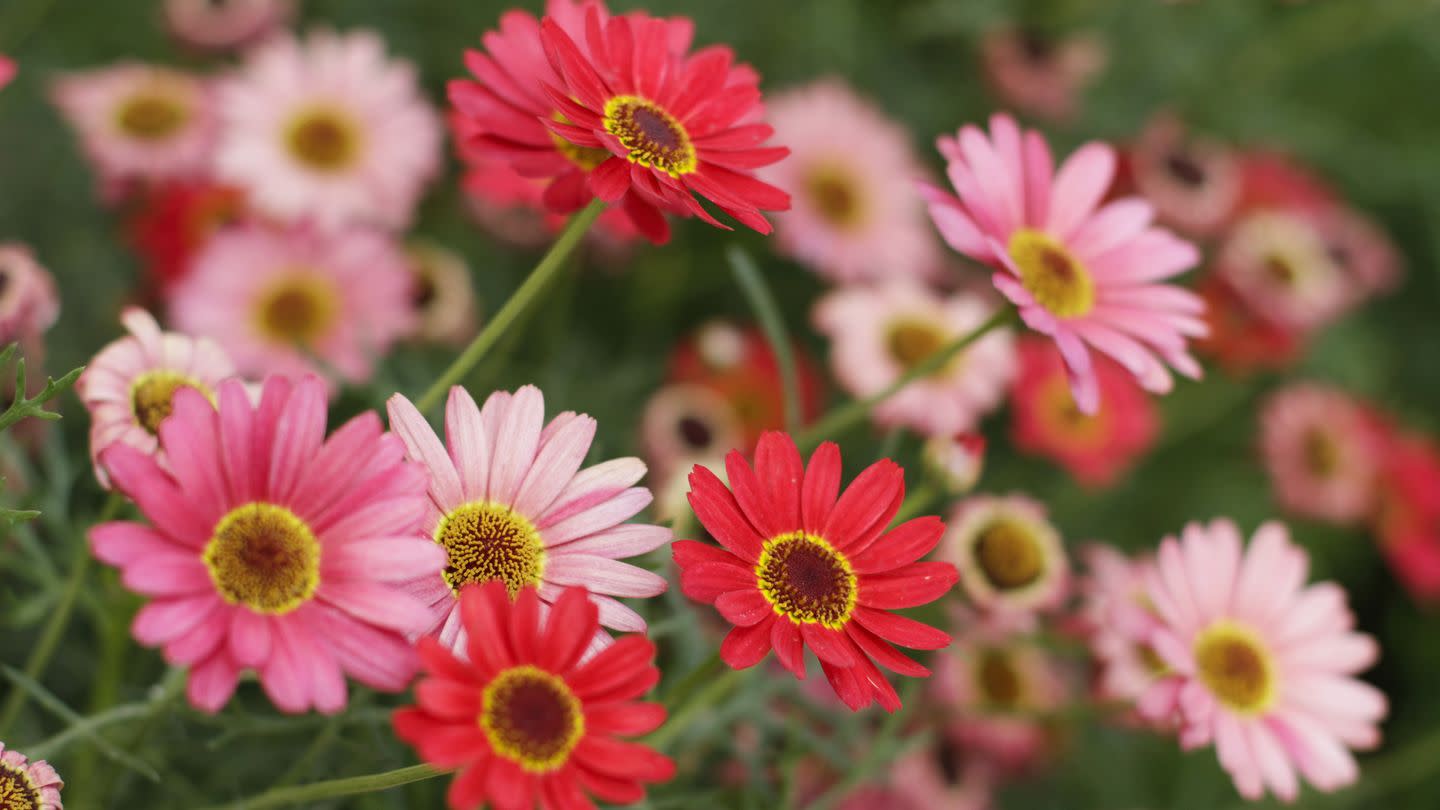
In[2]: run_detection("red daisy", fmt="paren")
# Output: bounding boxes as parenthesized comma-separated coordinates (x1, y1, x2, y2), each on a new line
(394, 581, 674, 810)
(672, 432, 957, 712)
(539, 7, 790, 236)
(127, 179, 246, 294)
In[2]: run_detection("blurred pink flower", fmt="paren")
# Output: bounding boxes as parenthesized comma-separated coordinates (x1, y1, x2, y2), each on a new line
(404, 241, 477, 347)
(0, 244, 59, 347)
(1125, 113, 1241, 237)
(923, 432, 987, 495)
(1216, 211, 1352, 331)
(980, 27, 1106, 122)
(0, 56, 15, 91)
(1319, 206, 1402, 300)
(0, 741, 63, 809)
(1260, 384, 1382, 526)
(890, 725, 997, 810)
(942, 493, 1070, 617)
(639, 383, 744, 483)
(164, 0, 294, 53)
(1080, 544, 1166, 706)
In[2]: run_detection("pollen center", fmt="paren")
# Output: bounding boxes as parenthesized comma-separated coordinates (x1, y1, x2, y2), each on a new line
(804, 165, 865, 228)
(0, 761, 41, 810)
(1194, 622, 1276, 714)
(435, 502, 545, 596)
(256, 272, 338, 346)
(885, 318, 951, 374)
(1008, 228, 1095, 319)
(203, 503, 321, 615)
(130, 370, 212, 436)
(976, 648, 1024, 709)
(116, 91, 189, 141)
(1301, 427, 1340, 478)
(286, 107, 363, 172)
(549, 111, 611, 171)
(480, 665, 585, 773)
(974, 518, 1045, 590)
(602, 95, 697, 177)
(755, 532, 857, 628)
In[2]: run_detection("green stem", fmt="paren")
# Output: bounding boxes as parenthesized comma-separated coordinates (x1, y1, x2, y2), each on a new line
(414, 200, 605, 413)
(794, 308, 1016, 451)
(198, 764, 445, 810)
(647, 660, 743, 752)
(808, 681, 922, 810)
(725, 245, 801, 431)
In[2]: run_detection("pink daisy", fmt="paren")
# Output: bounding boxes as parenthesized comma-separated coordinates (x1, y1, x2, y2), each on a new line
(639, 383, 744, 484)
(922, 113, 1206, 414)
(0, 244, 59, 347)
(216, 30, 442, 230)
(0, 56, 15, 91)
(1216, 211, 1352, 332)
(164, 0, 294, 53)
(170, 224, 415, 385)
(1079, 545, 1167, 706)
(759, 79, 938, 282)
(941, 493, 1070, 617)
(0, 742, 63, 809)
(980, 27, 1106, 123)
(1320, 206, 1401, 300)
(89, 375, 446, 713)
(1125, 113, 1241, 237)
(1259, 384, 1382, 526)
(889, 730, 996, 810)
(76, 308, 237, 488)
(405, 241, 478, 348)
(813, 283, 1016, 437)
(386, 385, 670, 651)
(1137, 519, 1387, 802)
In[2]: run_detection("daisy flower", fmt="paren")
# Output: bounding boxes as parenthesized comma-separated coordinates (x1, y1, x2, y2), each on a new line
(980, 27, 1106, 123)
(51, 64, 215, 189)
(0, 244, 59, 347)
(1259, 384, 1382, 526)
(1319, 207, 1401, 299)
(0, 742, 63, 809)
(639, 383, 744, 483)
(126, 181, 247, 295)
(889, 729, 996, 810)
(89, 375, 446, 713)
(395, 580, 673, 810)
(922, 432, 987, 496)
(76, 308, 237, 487)
(406, 241, 478, 347)
(942, 493, 1069, 617)
(759, 79, 937, 282)
(1080, 545, 1167, 705)
(1137, 519, 1387, 802)
(170, 224, 415, 385)
(164, 0, 294, 53)
(1010, 337, 1159, 488)
(1125, 113, 1241, 237)
(540, 7, 791, 236)
(922, 113, 1206, 414)
(386, 385, 670, 650)
(1216, 211, 1351, 332)
(672, 432, 958, 712)
(216, 30, 442, 230)
(814, 283, 1016, 437)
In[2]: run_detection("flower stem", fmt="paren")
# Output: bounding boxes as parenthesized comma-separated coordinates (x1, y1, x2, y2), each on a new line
(794, 308, 1016, 451)
(725, 245, 802, 431)
(414, 199, 605, 413)
(647, 653, 742, 751)
(198, 763, 445, 810)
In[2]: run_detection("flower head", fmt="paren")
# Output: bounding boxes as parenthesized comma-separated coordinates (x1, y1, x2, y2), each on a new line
(1079, 545, 1166, 706)
(405, 241, 479, 347)
(888, 727, 996, 810)
(1195, 276, 1302, 376)
(640, 383, 744, 483)
(942, 493, 1069, 617)
(1260, 384, 1383, 526)
(90, 375, 446, 713)
(164, 0, 294, 53)
(673, 432, 958, 712)
(1125, 113, 1241, 237)
(922, 114, 1206, 414)
(980, 27, 1106, 123)
(1372, 431, 1440, 602)
(0, 244, 59, 347)
(0, 742, 63, 810)
(126, 180, 247, 295)
(1216, 211, 1351, 331)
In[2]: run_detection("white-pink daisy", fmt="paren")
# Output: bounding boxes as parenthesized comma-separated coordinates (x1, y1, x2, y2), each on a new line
(813, 282, 1016, 437)
(0, 741, 63, 809)
(164, 0, 294, 53)
(216, 30, 442, 230)
(1080, 544, 1167, 705)
(1128, 113, 1241, 237)
(922, 113, 1206, 414)
(1259, 384, 1382, 526)
(1217, 211, 1351, 332)
(980, 27, 1106, 123)
(941, 493, 1070, 617)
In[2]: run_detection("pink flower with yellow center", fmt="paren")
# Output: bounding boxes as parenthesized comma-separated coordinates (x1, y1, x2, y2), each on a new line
(941, 493, 1070, 618)
(0, 244, 59, 348)
(0, 742, 63, 810)
(1216, 211, 1352, 332)
(1079, 544, 1167, 706)
(1259, 384, 1383, 526)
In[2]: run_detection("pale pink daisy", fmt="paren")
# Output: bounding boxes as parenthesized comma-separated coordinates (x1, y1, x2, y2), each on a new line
(216, 30, 442, 230)
(759, 79, 938, 282)
(89, 375, 446, 713)
(1127, 113, 1241, 237)
(1320, 207, 1401, 299)
(405, 241, 478, 347)
(1080, 544, 1167, 705)
(889, 725, 996, 810)
(75, 308, 237, 488)
(386, 385, 671, 651)
(1217, 211, 1351, 332)
(0, 244, 59, 346)
(922, 113, 1206, 414)
(639, 383, 744, 484)
(941, 493, 1069, 617)
(1259, 384, 1382, 526)
(813, 282, 1016, 437)
(980, 27, 1106, 123)
(164, 0, 294, 53)
(170, 224, 415, 385)
(1138, 519, 1387, 802)
(0, 741, 63, 809)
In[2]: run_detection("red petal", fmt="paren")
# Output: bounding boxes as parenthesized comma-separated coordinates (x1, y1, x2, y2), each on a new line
(725, 449, 784, 538)
(715, 588, 773, 627)
(541, 585, 600, 673)
(685, 465, 764, 561)
(823, 460, 904, 553)
(852, 606, 951, 651)
(849, 517, 946, 574)
(677, 560, 755, 603)
(586, 701, 667, 736)
(754, 432, 803, 532)
(845, 623, 930, 678)
(771, 620, 806, 679)
(800, 442, 841, 535)
(589, 157, 632, 202)
(858, 562, 959, 610)
(800, 623, 857, 668)
(719, 616, 775, 668)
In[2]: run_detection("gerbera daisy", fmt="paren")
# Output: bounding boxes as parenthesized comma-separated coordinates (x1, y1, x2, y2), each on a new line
(942, 493, 1069, 617)
(1010, 336, 1159, 488)
(170, 224, 415, 385)
(813, 283, 1016, 437)
(0, 244, 59, 347)
(1079, 545, 1167, 705)
(979, 27, 1106, 123)
(386, 385, 670, 649)
(51, 64, 215, 190)
(126, 180, 247, 295)
(89, 375, 446, 712)
(163, 0, 294, 53)
(758, 79, 937, 282)
(539, 7, 791, 236)
(1125, 113, 1241, 237)
(639, 383, 744, 483)
(76, 308, 237, 487)
(1259, 384, 1382, 526)
(0, 742, 63, 809)
(672, 432, 958, 712)
(394, 580, 674, 810)
(922, 113, 1206, 414)
(1216, 211, 1351, 331)
(216, 30, 442, 230)
(1137, 519, 1387, 801)
(922, 432, 987, 495)
(406, 241, 478, 347)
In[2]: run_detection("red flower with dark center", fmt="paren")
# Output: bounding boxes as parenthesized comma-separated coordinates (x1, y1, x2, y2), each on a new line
(394, 581, 674, 810)
(539, 8, 790, 238)
(127, 180, 246, 294)
(672, 432, 957, 712)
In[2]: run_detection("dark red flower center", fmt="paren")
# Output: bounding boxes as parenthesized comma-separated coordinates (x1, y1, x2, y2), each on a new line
(1165, 151, 1208, 188)
(435, 502, 545, 596)
(0, 762, 41, 810)
(755, 532, 856, 628)
(602, 95, 697, 177)
(481, 665, 585, 773)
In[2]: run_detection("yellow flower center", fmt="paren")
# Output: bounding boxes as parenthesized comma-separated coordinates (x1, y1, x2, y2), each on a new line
(884, 318, 954, 375)
(973, 518, 1046, 591)
(130, 370, 213, 436)
(435, 502, 545, 597)
(480, 665, 585, 773)
(1038, 375, 1105, 446)
(976, 648, 1024, 709)
(755, 532, 857, 629)
(255, 273, 339, 346)
(1301, 427, 1340, 479)
(285, 107, 363, 172)
(602, 94, 697, 177)
(0, 760, 41, 810)
(804, 164, 865, 229)
(1008, 228, 1096, 319)
(1194, 622, 1276, 715)
(1136, 643, 1170, 677)
(549, 111, 611, 171)
(203, 503, 321, 615)
(115, 90, 190, 141)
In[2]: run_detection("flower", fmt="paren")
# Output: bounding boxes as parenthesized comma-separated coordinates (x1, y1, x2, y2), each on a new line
(0, 244, 59, 347)
(539, 7, 790, 238)
(888, 728, 996, 810)
(0, 56, 15, 91)
(1372, 431, 1440, 601)
(1260, 384, 1382, 526)
(89, 375, 446, 713)
(922, 113, 1206, 414)
(758, 79, 937, 282)
(51, 64, 215, 190)
(639, 383, 744, 483)
(1010, 336, 1159, 488)
(1319, 207, 1401, 299)
(673, 432, 958, 712)
(1079, 545, 1166, 705)
(1216, 211, 1351, 331)
(813, 283, 1016, 437)
(1137, 519, 1387, 801)
(126, 181, 247, 295)
(1195, 276, 1302, 376)
(923, 432, 987, 495)
(941, 493, 1069, 616)
(163, 0, 294, 53)
(386, 385, 670, 650)
(216, 30, 442, 230)
(76, 308, 237, 488)
(170, 224, 415, 385)
(980, 27, 1106, 123)
(406, 241, 479, 347)
(1124, 113, 1241, 237)
(394, 581, 673, 810)
(0, 741, 63, 809)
